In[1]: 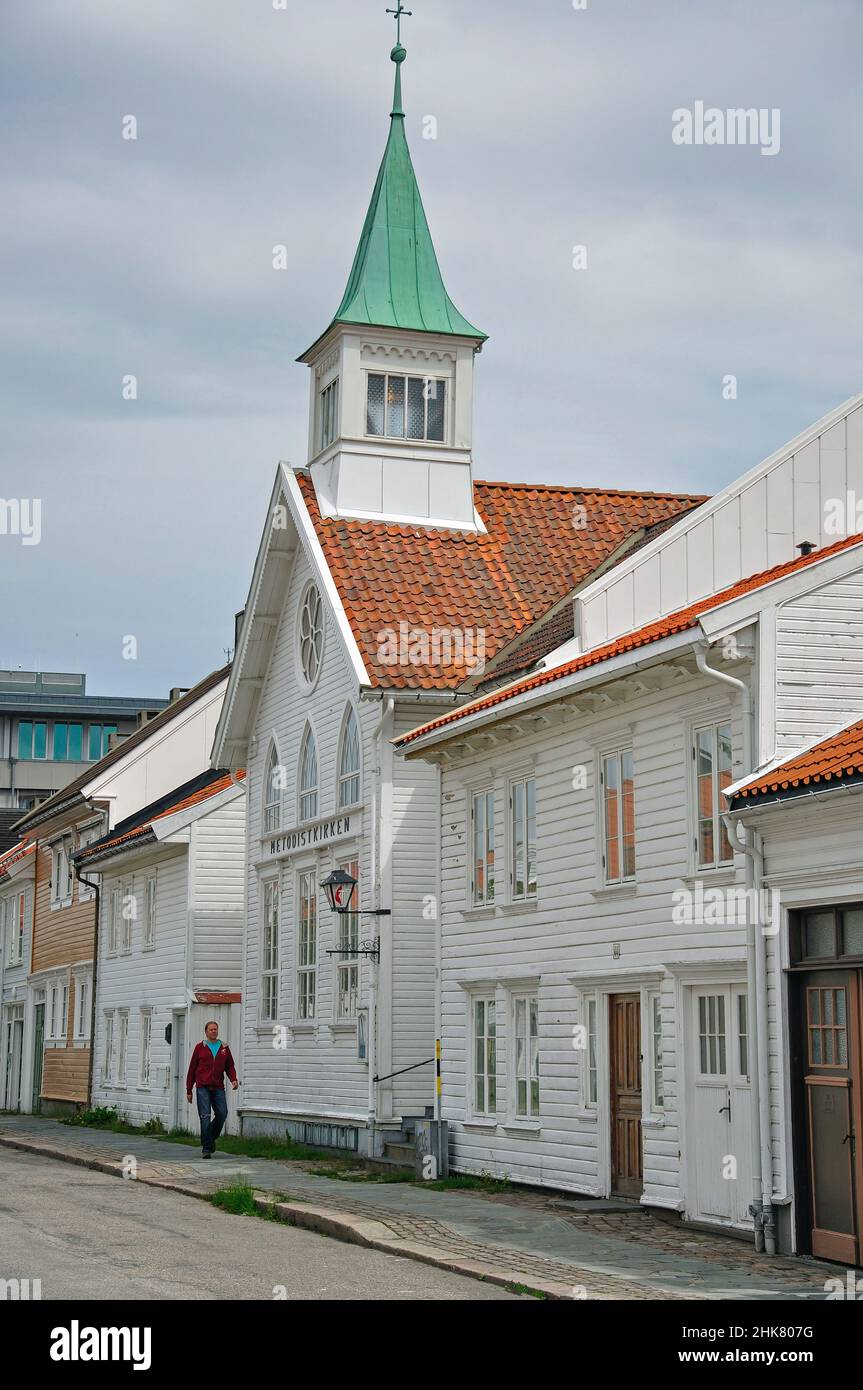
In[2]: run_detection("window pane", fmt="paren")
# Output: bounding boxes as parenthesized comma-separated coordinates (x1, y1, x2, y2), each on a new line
(406, 377, 425, 440)
(603, 755, 620, 881)
(68, 724, 83, 761)
(386, 375, 405, 437)
(426, 379, 445, 441)
(621, 750, 635, 878)
(366, 374, 385, 435)
(54, 723, 68, 760)
(841, 909, 863, 956)
(485, 791, 495, 903)
(512, 782, 525, 897)
(696, 729, 714, 865)
(88, 725, 102, 761)
(17, 722, 33, 759)
(33, 723, 47, 759)
(526, 778, 537, 895)
(737, 992, 748, 1076)
(804, 911, 835, 959)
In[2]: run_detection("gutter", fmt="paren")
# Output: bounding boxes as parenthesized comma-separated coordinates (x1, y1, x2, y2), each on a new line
(694, 642, 775, 1255)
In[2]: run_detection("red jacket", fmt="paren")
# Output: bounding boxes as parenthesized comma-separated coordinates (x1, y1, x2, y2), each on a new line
(186, 1041, 238, 1092)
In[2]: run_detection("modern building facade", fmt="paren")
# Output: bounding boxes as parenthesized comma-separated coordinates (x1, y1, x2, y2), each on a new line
(0, 669, 167, 812)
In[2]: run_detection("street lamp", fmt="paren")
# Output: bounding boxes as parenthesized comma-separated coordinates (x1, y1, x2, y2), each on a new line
(320, 868, 390, 963)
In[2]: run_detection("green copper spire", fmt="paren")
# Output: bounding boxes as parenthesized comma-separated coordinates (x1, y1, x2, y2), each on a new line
(322, 27, 486, 345)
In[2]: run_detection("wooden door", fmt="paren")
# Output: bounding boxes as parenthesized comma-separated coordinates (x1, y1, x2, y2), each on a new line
(800, 970, 863, 1264)
(610, 993, 642, 1197)
(689, 985, 753, 1225)
(31, 1002, 44, 1112)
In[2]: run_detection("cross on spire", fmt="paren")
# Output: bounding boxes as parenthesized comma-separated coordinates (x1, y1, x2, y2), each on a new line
(386, 3, 412, 47)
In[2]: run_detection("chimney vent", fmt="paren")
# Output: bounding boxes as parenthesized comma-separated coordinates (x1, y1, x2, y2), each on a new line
(796, 540, 816, 557)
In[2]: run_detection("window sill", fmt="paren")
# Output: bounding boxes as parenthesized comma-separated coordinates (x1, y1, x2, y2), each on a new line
(291, 1024, 316, 1035)
(497, 898, 538, 915)
(50, 899, 73, 912)
(72, 1039, 90, 1049)
(45, 1039, 68, 1049)
(460, 905, 496, 920)
(590, 882, 637, 901)
(463, 1118, 498, 1131)
(683, 866, 736, 888)
(501, 1121, 541, 1135)
(329, 1021, 358, 1033)
(642, 1113, 666, 1129)
(254, 1023, 281, 1036)
(573, 1107, 598, 1122)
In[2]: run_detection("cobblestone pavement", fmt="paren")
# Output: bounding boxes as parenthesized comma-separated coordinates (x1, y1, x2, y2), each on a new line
(0, 1115, 850, 1300)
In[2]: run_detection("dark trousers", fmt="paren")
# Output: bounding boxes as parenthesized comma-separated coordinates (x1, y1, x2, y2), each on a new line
(196, 1085, 228, 1152)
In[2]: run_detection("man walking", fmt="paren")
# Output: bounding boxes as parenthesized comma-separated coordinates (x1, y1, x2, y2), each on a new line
(186, 1020, 239, 1158)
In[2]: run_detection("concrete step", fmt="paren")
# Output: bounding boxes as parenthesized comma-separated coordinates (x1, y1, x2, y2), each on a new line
(383, 1141, 415, 1164)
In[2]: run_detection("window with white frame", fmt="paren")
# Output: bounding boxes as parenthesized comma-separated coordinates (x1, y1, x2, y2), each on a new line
(337, 708, 361, 809)
(77, 825, 101, 900)
(584, 995, 598, 1108)
(648, 990, 664, 1110)
(472, 995, 497, 1116)
(471, 790, 495, 906)
(298, 727, 318, 823)
(4, 892, 26, 966)
(139, 1011, 152, 1086)
(366, 372, 446, 443)
(510, 777, 537, 900)
(117, 1012, 128, 1085)
(513, 994, 539, 1119)
(47, 978, 68, 1041)
(336, 859, 359, 1020)
(144, 876, 156, 950)
(298, 585, 324, 687)
(102, 1012, 115, 1084)
(260, 878, 280, 1023)
(297, 870, 317, 1021)
(74, 974, 90, 1041)
(601, 749, 635, 884)
(694, 721, 734, 869)
(263, 743, 283, 834)
(51, 840, 73, 906)
(108, 886, 121, 955)
(121, 882, 134, 953)
(319, 377, 339, 452)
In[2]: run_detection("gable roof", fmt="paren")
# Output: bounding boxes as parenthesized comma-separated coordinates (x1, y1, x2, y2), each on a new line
(0, 840, 36, 882)
(397, 530, 863, 748)
(728, 716, 863, 808)
(297, 473, 706, 690)
(75, 768, 245, 866)
(13, 665, 231, 834)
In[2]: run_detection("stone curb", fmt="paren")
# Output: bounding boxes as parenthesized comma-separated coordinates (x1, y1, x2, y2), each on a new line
(0, 1134, 588, 1300)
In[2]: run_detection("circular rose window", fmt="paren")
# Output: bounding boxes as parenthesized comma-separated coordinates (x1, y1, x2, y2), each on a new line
(299, 584, 323, 686)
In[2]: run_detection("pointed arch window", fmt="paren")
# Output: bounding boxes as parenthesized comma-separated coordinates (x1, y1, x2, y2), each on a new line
(338, 707, 361, 809)
(263, 743, 283, 835)
(299, 727, 318, 823)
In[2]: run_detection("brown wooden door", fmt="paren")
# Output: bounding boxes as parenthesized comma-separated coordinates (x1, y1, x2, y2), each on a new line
(800, 970, 863, 1264)
(610, 993, 643, 1197)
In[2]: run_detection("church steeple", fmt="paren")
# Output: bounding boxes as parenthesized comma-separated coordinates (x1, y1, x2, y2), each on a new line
(299, 11, 485, 533)
(310, 38, 485, 350)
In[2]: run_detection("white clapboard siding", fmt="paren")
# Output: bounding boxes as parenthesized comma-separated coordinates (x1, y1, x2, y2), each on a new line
(91, 849, 189, 1128)
(578, 399, 863, 651)
(190, 794, 246, 992)
(775, 573, 863, 752)
(242, 542, 374, 1124)
(436, 668, 751, 1210)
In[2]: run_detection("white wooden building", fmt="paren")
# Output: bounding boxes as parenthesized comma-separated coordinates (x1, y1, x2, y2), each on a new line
(212, 42, 700, 1157)
(77, 767, 246, 1133)
(0, 841, 36, 1111)
(398, 390, 863, 1260)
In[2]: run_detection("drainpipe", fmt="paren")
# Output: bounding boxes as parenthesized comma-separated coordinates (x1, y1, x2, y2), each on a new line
(366, 696, 394, 1156)
(75, 858, 101, 1110)
(695, 642, 773, 1252)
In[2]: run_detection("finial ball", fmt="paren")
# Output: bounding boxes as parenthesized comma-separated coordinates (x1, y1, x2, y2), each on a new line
(391, 44, 406, 64)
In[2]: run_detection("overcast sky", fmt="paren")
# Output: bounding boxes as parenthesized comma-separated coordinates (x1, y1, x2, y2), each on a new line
(2, 0, 861, 696)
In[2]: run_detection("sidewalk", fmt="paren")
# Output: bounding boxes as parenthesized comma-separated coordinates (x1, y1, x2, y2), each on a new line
(0, 1114, 846, 1301)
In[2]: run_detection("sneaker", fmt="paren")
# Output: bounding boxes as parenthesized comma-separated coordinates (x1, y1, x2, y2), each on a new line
(202, 1150, 211, 1159)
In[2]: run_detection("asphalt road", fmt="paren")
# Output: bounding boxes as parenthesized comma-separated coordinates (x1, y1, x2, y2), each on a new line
(0, 1148, 519, 1301)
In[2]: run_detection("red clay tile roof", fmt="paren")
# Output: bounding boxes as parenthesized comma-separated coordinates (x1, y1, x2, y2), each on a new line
(729, 717, 863, 804)
(76, 769, 245, 862)
(296, 473, 706, 690)
(397, 531, 863, 747)
(0, 841, 36, 878)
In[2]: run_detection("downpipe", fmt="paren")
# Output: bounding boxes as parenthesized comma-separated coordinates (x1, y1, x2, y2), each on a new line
(695, 642, 773, 1252)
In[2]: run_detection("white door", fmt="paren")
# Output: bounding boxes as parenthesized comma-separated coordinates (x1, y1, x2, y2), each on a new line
(188, 1003, 240, 1134)
(172, 1011, 187, 1131)
(689, 985, 753, 1226)
(3, 1007, 24, 1111)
